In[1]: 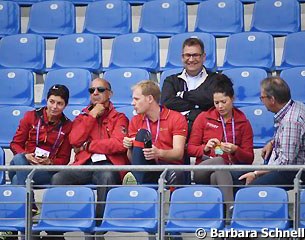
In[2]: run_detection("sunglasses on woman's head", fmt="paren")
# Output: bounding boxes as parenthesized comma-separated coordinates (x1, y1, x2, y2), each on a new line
(88, 87, 110, 94)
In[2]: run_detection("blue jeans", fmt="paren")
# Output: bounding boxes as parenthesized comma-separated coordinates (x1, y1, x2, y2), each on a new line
(9, 153, 56, 185)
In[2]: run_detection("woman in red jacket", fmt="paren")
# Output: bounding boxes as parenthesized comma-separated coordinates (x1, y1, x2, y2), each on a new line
(187, 74, 254, 216)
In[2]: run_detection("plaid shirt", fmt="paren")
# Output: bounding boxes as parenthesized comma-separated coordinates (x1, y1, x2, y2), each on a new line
(269, 100, 305, 165)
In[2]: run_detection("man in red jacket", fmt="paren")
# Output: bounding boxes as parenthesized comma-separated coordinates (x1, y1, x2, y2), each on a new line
(52, 78, 129, 238)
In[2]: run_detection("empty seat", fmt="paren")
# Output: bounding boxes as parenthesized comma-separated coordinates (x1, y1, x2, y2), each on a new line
(104, 68, 150, 107)
(299, 190, 305, 228)
(95, 186, 158, 234)
(0, 1, 20, 37)
(0, 34, 45, 73)
(12, 0, 40, 6)
(51, 33, 102, 73)
(83, 0, 131, 38)
(63, 105, 86, 120)
(278, 32, 305, 70)
(220, 32, 275, 71)
(0, 186, 26, 232)
(166, 186, 224, 236)
(41, 68, 91, 106)
(116, 105, 137, 120)
(0, 106, 34, 147)
(160, 68, 183, 88)
(239, 105, 274, 148)
(195, 0, 244, 37)
(138, 0, 187, 37)
(163, 32, 216, 71)
(0, 69, 34, 106)
(27, 1, 75, 38)
(66, 0, 95, 5)
(228, 187, 289, 231)
(108, 33, 159, 72)
(250, 0, 300, 36)
(33, 186, 95, 233)
(0, 148, 5, 184)
(280, 67, 305, 104)
(222, 68, 267, 107)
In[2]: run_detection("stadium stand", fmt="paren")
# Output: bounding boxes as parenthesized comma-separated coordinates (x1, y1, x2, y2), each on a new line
(0, 69, 34, 106)
(63, 105, 87, 120)
(250, 0, 301, 36)
(82, 0, 131, 38)
(0, 34, 45, 73)
(0, 1, 20, 37)
(194, 0, 244, 37)
(27, 1, 75, 38)
(0, 148, 4, 184)
(138, 0, 187, 37)
(116, 105, 137, 120)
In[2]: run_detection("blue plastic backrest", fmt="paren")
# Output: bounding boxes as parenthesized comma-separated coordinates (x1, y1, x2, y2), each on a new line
(0, 1, 20, 37)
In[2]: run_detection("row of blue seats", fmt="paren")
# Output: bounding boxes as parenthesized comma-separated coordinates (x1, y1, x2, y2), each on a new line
(0, 185, 301, 236)
(0, 0, 303, 38)
(0, 31, 305, 73)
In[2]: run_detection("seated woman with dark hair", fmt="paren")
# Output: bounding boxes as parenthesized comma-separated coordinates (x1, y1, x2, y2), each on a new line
(187, 74, 254, 216)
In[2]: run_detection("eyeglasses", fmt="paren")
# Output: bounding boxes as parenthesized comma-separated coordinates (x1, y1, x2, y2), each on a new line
(259, 95, 270, 101)
(88, 87, 110, 94)
(182, 53, 202, 59)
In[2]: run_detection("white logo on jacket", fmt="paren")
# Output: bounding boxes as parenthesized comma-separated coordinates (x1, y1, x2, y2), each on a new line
(207, 122, 218, 129)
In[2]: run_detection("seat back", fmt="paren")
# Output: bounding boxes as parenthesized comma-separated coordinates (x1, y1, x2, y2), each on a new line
(222, 67, 267, 107)
(195, 0, 243, 36)
(138, 0, 187, 37)
(160, 68, 183, 89)
(0, 34, 45, 72)
(250, 0, 300, 36)
(103, 68, 150, 107)
(231, 187, 289, 230)
(51, 33, 102, 73)
(116, 105, 137, 120)
(221, 32, 274, 71)
(0, 186, 26, 231)
(0, 1, 20, 37)
(278, 32, 305, 70)
(108, 33, 159, 72)
(37, 187, 95, 231)
(239, 105, 274, 148)
(42, 68, 91, 106)
(164, 32, 216, 71)
(83, 0, 131, 38)
(280, 67, 305, 104)
(63, 105, 87, 121)
(0, 106, 34, 147)
(299, 190, 305, 227)
(0, 69, 34, 106)
(167, 186, 224, 230)
(0, 148, 5, 184)
(27, 1, 75, 38)
(101, 186, 158, 232)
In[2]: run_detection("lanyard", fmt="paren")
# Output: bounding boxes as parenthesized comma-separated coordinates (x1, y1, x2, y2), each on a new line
(36, 119, 63, 152)
(220, 115, 235, 145)
(145, 115, 160, 144)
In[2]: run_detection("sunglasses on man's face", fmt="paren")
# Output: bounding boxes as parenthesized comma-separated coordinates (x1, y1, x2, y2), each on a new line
(88, 87, 110, 94)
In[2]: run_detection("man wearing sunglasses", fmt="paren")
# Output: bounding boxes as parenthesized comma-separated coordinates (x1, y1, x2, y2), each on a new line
(52, 78, 129, 240)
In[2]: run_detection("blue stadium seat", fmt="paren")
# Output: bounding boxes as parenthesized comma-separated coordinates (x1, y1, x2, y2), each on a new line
(194, 0, 244, 37)
(95, 186, 158, 234)
(222, 68, 267, 107)
(163, 32, 216, 71)
(0, 69, 34, 106)
(51, 33, 102, 73)
(33, 187, 95, 233)
(65, 0, 94, 5)
(63, 105, 87, 121)
(0, 1, 20, 37)
(123, 0, 148, 5)
(27, 1, 75, 38)
(166, 186, 224, 236)
(239, 105, 274, 148)
(103, 68, 150, 107)
(250, 0, 300, 36)
(108, 33, 159, 72)
(12, 0, 40, 6)
(278, 32, 305, 70)
(227, 187, 289, 231)
(0, 105, 34, 147)
(138, 0, 187, 37)
(0, 34, 45, 73)
(83, 0, 131, 38)
(160, 68, 183, 89)
(280, 67, 305, 104)
(299, 190, 305, 228)
(0, 186, 26, 232)
(0, 148, 5, 184)
(116, 105, 137, 120)
(220, 32, 275, 71)
(41, 68, 91, 106)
